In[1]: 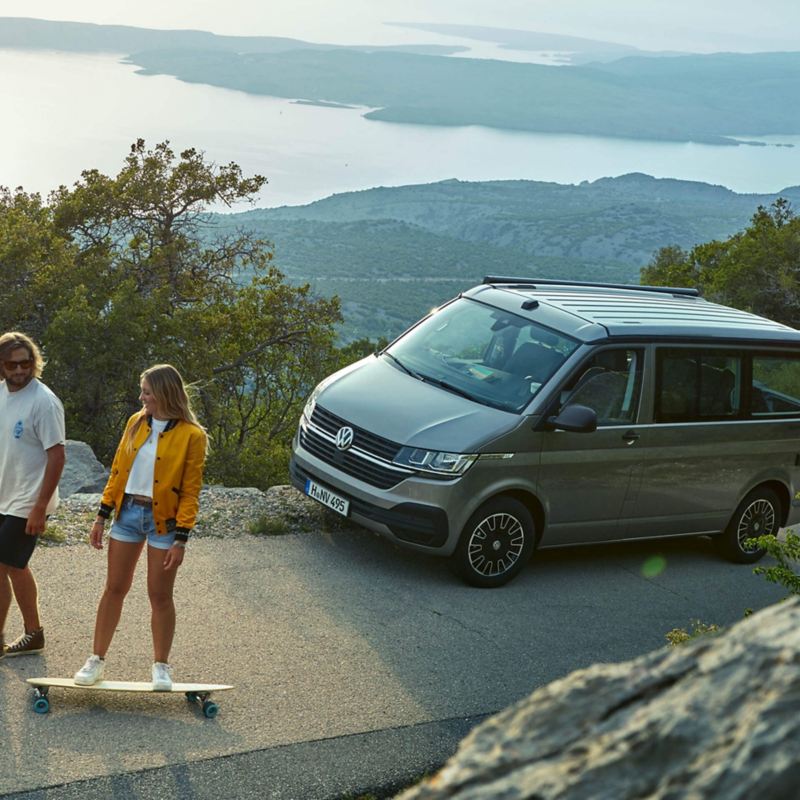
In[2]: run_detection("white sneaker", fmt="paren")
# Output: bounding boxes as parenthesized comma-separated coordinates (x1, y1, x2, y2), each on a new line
(152, 661, 173, 691)
(74, 654, 105, 685)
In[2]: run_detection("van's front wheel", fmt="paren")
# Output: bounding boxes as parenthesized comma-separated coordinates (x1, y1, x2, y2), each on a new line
(717, 487, 780, 563)
(449, 498, 535, 588)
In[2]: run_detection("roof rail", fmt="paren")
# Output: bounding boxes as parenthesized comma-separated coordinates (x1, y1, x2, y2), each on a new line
(481, 276, 700, 298)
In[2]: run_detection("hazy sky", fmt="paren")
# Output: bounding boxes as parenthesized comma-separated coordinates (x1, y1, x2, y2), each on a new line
(1, 0, 799, 53)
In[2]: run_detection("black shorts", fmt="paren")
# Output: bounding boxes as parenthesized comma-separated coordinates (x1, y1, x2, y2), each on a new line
(0, 514, 38, 569)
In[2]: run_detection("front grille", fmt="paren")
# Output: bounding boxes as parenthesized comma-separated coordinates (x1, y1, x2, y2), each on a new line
(311, 405, 401, 461)
(301, 405, 410, 490)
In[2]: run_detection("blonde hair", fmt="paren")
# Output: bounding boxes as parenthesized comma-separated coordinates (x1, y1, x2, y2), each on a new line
(126, 364, 207, 451)
(0, 331, 45, 379)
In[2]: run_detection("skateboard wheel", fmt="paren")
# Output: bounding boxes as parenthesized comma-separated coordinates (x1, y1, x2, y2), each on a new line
(186, 692, 198, 703)
(202, 700, 218, 719)
(33, 697, 50, 714)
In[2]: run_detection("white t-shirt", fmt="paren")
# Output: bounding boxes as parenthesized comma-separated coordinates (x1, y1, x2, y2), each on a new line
(0, 378, 66, 518)
(124, 417, 169, 497)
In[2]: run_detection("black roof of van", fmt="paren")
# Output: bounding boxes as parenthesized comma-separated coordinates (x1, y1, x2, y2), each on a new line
(471, 277, 800, 344)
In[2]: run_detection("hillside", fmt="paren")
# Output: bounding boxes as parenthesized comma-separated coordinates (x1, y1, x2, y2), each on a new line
(217, 174, 800, 341)
(389, 22, 652, 63)
(0, 16, 461, 56)
(126, 48, 800, 145)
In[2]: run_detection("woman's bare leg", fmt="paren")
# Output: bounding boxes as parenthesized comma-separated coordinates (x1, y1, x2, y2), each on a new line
(92, 539, 144, 657)
(147, 545, 178, 663)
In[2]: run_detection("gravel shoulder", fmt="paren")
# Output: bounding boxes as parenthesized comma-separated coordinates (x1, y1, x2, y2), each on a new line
(43, 485, 353, 547)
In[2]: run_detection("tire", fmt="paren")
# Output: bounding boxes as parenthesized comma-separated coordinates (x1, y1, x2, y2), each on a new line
(449, 497, 535, 588)
(717, 487, 781, 563)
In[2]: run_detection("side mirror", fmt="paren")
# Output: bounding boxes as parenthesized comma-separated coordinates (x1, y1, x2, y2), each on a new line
(547, 404, 597, 433)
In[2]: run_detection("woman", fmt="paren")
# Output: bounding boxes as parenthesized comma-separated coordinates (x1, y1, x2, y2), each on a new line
(74, 364, 207, 690)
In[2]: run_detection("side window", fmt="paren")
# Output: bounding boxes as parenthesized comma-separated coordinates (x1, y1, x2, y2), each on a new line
(752, 355, 800, 416)
(656, 350, 741, 422)
(561, 349, 643, 426)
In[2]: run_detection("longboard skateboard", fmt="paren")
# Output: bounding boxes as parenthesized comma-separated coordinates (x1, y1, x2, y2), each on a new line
(27, 678, 234, 718)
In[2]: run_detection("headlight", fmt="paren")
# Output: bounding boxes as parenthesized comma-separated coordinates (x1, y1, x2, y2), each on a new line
(301, 386, 321, 425)
(393, 447, 477, 476)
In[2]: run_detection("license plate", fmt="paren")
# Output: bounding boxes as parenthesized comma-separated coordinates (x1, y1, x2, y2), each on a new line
(304, 479, 350, 517)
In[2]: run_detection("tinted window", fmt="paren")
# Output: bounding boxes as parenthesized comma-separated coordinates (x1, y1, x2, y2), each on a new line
(559, 348, 643, 426)
(752, 355, 800, 416)
(656, 350, 741, 422)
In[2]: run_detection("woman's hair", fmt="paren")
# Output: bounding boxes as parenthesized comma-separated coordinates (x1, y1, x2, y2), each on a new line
(0, 331, 45, 379)
(126, 364, 207, 451)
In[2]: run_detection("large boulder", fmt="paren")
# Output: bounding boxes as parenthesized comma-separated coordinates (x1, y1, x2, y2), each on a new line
(59, 440, 108, 498)
(399, 597, 800, 800)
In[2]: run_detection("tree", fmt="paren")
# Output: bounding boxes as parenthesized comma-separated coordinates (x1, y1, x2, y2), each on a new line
(0, 187, 76, 337)
(641, 199, 800, 328)
(1, 140, 355, 487)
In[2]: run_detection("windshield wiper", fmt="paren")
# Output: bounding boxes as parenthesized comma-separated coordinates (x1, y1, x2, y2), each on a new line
(382, 352, 421, 379)
(383, 353, 476, 403)
(418, 374, 476, 402)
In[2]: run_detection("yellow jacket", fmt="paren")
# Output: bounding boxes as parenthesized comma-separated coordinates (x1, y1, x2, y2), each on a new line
(98, 412, 207, 537)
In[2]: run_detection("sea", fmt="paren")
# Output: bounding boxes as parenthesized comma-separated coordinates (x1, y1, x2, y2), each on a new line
(2, 47, 799, 210)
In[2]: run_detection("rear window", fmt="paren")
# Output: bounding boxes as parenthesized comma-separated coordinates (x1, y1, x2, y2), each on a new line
(752, 354, 800, 416)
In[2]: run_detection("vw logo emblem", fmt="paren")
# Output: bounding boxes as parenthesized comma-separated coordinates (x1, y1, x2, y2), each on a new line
(335, 426, 354, 451)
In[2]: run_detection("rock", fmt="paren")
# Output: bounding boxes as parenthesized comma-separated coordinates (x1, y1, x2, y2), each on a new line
(59, 440, 109, 497)
(398, 597, 800, 800)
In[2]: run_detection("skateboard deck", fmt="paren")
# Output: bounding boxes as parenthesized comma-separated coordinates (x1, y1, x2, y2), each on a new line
(27, 677, 233, 717)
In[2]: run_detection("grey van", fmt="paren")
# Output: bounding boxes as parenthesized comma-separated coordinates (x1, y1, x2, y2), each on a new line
(290, 278, 800, 587)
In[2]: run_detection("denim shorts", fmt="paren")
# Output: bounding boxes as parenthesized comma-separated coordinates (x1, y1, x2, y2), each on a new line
(109, 498, 176, 551)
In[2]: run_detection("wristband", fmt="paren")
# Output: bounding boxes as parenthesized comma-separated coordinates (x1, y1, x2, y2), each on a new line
(173, 541, 187, 549)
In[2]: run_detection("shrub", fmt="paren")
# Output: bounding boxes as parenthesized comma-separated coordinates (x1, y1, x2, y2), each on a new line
(665, 620, 720, 647)
(248, 516, 290, 536)
(749, 531, 800, 596)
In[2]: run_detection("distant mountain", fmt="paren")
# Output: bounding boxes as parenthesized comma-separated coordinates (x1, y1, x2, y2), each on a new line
(0, 17, 464, 56)
(386, 22, 667, 64)
(216, 174, 800, 341)
(2, 18, 799, 145)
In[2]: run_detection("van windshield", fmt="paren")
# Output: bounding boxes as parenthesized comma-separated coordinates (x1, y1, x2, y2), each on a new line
(385, 297, 579, 413)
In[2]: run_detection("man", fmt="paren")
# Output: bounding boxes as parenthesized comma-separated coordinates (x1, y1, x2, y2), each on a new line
(0, 332, 65, 658)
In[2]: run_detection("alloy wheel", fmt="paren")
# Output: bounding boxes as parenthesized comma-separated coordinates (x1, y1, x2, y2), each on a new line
(467, 512, 525, 577)
(736, 498, 776, 552)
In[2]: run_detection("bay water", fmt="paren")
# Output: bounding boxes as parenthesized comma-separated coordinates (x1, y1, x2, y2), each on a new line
(2, 48, 799, 209)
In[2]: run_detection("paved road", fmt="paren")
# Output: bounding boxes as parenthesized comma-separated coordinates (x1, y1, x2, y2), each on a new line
(0, 527, 787, 798)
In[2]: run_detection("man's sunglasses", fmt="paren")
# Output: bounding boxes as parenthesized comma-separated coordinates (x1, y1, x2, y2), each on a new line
(3, 359, 33, 371)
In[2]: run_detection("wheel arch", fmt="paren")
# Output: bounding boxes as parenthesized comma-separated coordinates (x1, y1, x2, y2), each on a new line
(482, 488, 546, 546)
(747, 480, 790, 527)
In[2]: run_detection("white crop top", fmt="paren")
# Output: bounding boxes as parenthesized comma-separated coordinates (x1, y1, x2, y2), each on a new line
(124, 418, 169, 497)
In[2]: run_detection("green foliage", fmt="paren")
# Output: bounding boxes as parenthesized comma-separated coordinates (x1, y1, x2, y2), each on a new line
(0, 140, 369, 488)
(642, 199, 800, 328)
(750, 531, 800, 597)
(39, 523, 67, 544)
(665, 620, 721, 647)
(248, 515, 291, 536)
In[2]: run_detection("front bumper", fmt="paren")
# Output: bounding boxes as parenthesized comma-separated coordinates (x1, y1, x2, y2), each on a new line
(290, 456, 450, 549)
